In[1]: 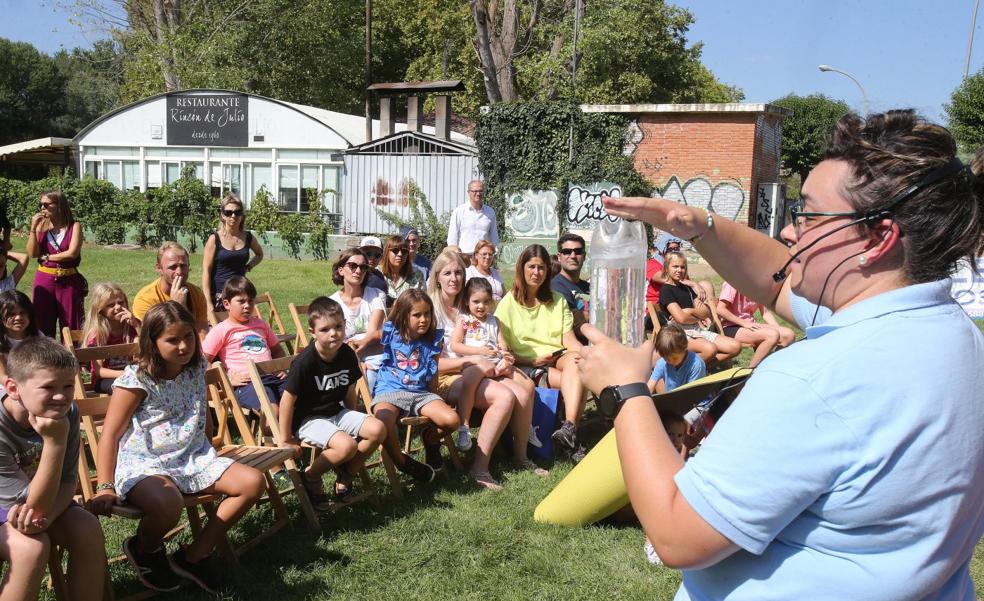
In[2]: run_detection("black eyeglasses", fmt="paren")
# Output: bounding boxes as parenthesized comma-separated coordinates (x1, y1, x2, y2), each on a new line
(222, 209, 244, 217)
(345, 262, 369, 272)
(789, 201, 857, 232)
(558, 247, 585, 256)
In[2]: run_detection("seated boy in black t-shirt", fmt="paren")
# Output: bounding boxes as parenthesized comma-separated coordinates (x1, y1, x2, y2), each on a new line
(279, 297, 386, 509)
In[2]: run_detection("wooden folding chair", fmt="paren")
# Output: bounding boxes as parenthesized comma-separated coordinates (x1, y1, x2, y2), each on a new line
(61, 326, 83, 349)
(647, 302, 664, 344)
(355, 369, 463, 478)
(71, 345, 294, 566)
(355, 377, 405, 499)
(287, 303, 310, 348)
(255, 292, 295, 353)
(245, 355, 382, 527)
(208, 294, 295, 353)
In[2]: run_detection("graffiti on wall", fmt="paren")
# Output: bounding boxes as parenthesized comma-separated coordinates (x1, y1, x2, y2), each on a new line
(755, 183, 786, 239)
(565, 182, 622, 229)
(652, 176, 745, 223)
(370, 177, 418, 214)
(623, 118, 645, 156)
(506, 190, 559, 238)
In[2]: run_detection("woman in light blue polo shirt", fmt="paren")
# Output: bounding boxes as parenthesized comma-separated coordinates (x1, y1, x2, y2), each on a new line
(581, 110, 984, 601)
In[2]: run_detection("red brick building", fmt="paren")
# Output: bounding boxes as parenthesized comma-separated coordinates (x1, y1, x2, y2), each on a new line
(582, 103, 790, 234)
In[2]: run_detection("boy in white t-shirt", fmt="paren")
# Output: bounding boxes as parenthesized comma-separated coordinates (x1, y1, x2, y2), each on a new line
(202, 276, 286, 415)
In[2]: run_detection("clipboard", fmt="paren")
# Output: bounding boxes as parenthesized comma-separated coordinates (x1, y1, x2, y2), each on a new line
(652, 366, 753, 414)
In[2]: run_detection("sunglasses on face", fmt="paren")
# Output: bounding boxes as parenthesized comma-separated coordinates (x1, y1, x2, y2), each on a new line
(390, 248, 409, 255)
(363, 250, 382, 259)
(222, 209, 244, 217)
(558, 247, 585, 256)
(39, 203, 54, 210)
(345, 262, 369, 272)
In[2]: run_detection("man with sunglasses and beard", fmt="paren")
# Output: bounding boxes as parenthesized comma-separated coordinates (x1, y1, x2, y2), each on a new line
(551, 233, 591, 342)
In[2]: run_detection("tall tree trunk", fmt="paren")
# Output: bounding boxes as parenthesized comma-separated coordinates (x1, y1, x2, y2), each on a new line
(470, 0, 529, 104)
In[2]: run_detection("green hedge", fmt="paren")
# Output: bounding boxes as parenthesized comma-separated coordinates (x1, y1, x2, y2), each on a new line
(0, 170, 337, 259)
(474, 101, 651, 241)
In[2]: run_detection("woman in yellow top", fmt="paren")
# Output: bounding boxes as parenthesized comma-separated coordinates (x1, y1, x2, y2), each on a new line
(495, 244, 585, 455)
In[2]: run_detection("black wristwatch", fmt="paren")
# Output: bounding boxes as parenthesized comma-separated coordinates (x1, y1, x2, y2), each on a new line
(597, 382, 651, 418)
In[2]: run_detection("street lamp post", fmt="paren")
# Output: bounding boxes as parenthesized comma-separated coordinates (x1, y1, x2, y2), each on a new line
(818, 64, 870, 116)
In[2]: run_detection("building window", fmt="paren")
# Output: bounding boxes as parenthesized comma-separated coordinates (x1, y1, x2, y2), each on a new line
(299, 165, 319, 212)
(322, 166, 340, 212)
(122, 161, 140, 190)
(84, 161, 101, 179)
(250, 164, 272, 207)
(164, 162, 181, 185)
(222, 163, 243, 197)
(105, 161, 123, 188)
(278, 165, 299, 211)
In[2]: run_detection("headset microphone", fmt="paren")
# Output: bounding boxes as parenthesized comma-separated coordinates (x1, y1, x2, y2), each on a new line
(772, 216, 876, 282)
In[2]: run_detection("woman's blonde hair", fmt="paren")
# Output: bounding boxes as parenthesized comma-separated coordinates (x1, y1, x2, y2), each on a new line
(427, 248, 467, 328)
(81, 283, 129, 347)
(471, 240, 496, 267)
(661, 251, 688, 283)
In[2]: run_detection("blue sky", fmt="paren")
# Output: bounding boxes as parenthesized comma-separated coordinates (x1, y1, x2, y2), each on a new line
(674, 0, 983, 123)
(4, 0, 982, 124)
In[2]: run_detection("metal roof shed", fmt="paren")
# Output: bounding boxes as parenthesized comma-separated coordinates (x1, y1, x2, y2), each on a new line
(342, 131, 480, 235)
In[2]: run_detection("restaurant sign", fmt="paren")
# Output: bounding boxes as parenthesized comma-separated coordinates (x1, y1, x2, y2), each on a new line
(166, 94, 248, 146)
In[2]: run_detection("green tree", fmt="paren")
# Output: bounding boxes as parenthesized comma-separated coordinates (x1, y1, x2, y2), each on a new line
(946, 70, 984, 151)
(771, 93, 850, 184)
(0, 38, 68, 144)
(51, 40, 124, 134)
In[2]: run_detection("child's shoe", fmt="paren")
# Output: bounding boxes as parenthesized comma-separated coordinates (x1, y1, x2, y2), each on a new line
(469, 469, 502, 490)
(123, 536, 182, 592)
(455, 426, 473, 451)
(552, 420, 577, 450)
(301, 471, 333, 512)
(398, 454, 435, 483)
(424, 443, 445, 471)
(644, 540, 664, 565)
(170, 546, 223, 593)
(528, 425, 543, 449)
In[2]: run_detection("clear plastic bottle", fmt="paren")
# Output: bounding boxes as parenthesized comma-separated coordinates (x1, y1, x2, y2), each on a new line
(589, 219, 648, 346)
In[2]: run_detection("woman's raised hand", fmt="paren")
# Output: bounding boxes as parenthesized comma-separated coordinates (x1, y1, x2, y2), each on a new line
(602, 195, 704, 240)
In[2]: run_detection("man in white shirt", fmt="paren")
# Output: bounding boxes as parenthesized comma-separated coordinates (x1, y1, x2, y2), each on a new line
(447, 180, 499, 260)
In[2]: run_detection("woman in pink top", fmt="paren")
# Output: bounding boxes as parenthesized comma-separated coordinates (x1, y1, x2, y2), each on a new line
(26, 190, 86, 337)
(716, 282, 795, 367)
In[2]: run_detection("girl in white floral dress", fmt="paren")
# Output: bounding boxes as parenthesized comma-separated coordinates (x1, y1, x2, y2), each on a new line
(89, 302, 266, 594)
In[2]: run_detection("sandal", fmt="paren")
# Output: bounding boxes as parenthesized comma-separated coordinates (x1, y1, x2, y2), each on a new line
(468, 470, 502, 490)
(333, 469, 354, 501)
(515, 459, 549, 477)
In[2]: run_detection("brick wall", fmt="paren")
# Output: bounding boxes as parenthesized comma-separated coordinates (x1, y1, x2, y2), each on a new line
(586, 104, 789, 228)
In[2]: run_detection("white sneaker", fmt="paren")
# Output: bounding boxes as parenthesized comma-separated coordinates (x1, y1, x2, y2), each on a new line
(644, 541, 663, 565)
(527, 425, 543, 448)
(456, 426, 473, 451)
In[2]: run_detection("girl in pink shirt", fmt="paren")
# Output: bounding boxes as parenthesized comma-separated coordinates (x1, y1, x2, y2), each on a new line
(716, 282, 796, 367)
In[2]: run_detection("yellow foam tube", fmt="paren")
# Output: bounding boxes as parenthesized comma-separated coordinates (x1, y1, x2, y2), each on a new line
(534, 367, 751, 526)
(534, 427, 625, 526)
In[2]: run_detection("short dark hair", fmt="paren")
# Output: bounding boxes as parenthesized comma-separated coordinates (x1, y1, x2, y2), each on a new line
(221, 275, 256, 301)
(825, 110, 984, 283)
(307, 296, 345, 329)
(7, 336, 77, 383)
(655, 324, 688, 357)
(389, 288, 435, 341)
(557, 232, 585, 251)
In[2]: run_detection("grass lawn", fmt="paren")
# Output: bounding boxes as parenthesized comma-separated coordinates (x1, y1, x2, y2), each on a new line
(9, 239, 983, 599)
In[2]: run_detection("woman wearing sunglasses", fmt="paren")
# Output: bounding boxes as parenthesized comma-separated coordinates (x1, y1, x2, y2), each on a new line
(581, 110, 984, 600)
(202, 195, 264, 322)
(330, 247, 386, 388)
(379, 235, 424, 307)
(27, 190, 86, 337)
